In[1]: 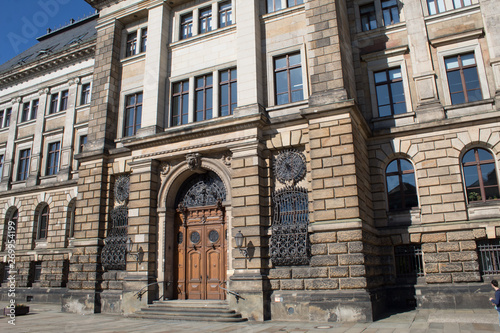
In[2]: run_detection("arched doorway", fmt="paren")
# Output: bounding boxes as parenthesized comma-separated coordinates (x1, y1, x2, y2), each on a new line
(174, 171, 227, 300)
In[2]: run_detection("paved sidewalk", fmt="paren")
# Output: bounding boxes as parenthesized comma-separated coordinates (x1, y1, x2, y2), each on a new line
(1, 303, 500, 332)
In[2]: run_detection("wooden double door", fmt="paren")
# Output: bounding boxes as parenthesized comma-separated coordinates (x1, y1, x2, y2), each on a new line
(175, 205, 226, 300)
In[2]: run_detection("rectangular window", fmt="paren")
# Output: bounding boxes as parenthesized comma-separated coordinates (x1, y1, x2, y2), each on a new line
(81, 83, 91, 105)
(4, 108, 11, 127)
(0, 155, 4, 178)
(172, 81, 189, 126)
(360, 3, 377, 31)
(195, 74, 213, 122)
(427, 0, 445, 15)
(453, 0, 472, 9)
(382, 0, 400, 26)
(287, 0, 304, 6)
(140, 28, 147, 53)
(0, 110, 4, 128)
(31, 99, 39, 119)
(21, 102, 30, 122)
(180, 13, 193, 40)
(126, 31, 137, 57)
(79, 135, 87, 153)
(124, 93, 143, 137)
(59, 90, 69, 111)
(219, 1, 233, 28)
(445, 53, 482, 105)
(17, 148, 31, 181)
(220, 68, 237, 116)
(46, 142, 60, 176)
(274, 53, 304, 105)
(50, 93, 59, 114)
(374, 68, 406, 117)
(33, 261, 42, 281)
(267, 0, 282, 13)
(478, 240, 500, 275)
(199, 7, 212, 34)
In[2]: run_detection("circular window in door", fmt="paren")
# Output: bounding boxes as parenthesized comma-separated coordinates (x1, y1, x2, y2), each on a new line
(190, 231, 201, 244)
(208, 230, 219, 243)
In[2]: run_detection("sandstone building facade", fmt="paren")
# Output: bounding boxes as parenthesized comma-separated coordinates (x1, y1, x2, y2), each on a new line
(1, 0, 500, 322)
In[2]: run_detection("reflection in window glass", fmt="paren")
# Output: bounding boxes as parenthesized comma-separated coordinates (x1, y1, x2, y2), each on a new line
(462, 148, 500, 202)
(386, 159, 418, 211)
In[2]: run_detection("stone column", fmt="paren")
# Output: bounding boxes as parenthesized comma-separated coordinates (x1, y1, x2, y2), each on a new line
(234, 0, 264, 116)
(479, 0, 500, 102)
(229, 140, 269, 321)
(121, 158, 160, 313)
(139, 2, 170, 136)
(405, 0, 443, 121)
(58, 78, 80, 181)
(0, 98, 21, 190)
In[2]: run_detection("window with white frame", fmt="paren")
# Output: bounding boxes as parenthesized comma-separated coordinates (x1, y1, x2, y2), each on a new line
(21, 99, 38, 122)
(219, 1, 233, 28)
(267, 0, 303, 13)
(199, 7, 213, 34)
(357, 0, 402, 32)
(462, 148, 500, 203)
(123, 92, 143, 137)
(180, 13, 193, 40)
(427, 0, 472, 15)
(49, 90, 68, 114)
(125, 27, 147, 58)
(0, 155, 3, 179)
(360, 3, 377, 31)
(0, 108, 10, 128)
(36, 204, 49, 240)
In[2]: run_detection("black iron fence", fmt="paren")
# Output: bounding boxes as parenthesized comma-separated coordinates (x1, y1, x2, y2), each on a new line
(477, 240, 500, 275)
(394, 245, 424, 280)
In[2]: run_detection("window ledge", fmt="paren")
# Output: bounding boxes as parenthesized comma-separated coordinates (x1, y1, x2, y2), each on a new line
(467, 200, 500, 220)
(261, 4, 305, 22)
(121, 52, 145, 65)
(444, 98, 494, 118)
(75, 104, 90, 111)
(356, 21, 407, 38)
(424, 4, 480, 24)
(39, 175, 57, 185)
(45, 110, 66, 120)
(35, 240, 48, 249)
(266, 100, 308, 113)
(372, 111, 416, 129)
(18, 119, 36, 127)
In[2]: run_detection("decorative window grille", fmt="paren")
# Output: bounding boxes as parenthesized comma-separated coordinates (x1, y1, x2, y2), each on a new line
(270, 149, 310, 266)
(478, 240, 500, 275)
(394, 245, 424, 279)
(102, 175, 130, 270)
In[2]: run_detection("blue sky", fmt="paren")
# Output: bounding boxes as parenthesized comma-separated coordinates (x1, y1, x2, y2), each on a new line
(0, 0, 95, 65)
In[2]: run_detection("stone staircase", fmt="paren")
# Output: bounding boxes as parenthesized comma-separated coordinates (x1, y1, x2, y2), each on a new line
(129, 300, 247, 322)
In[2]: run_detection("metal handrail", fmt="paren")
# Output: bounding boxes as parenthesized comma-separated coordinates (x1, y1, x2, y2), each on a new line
(219, 281, 245, 301)
(134, 281, 172, 301)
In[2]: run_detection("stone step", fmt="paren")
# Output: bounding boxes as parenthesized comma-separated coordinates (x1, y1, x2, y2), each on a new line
(128, 313, 246, 322)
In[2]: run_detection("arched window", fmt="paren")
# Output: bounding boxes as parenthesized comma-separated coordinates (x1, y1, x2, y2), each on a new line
(2, 208, 18, 251)
(386, 159, 418, 211)
(462, 148, 500, 202)
(37, 205, 49, 240)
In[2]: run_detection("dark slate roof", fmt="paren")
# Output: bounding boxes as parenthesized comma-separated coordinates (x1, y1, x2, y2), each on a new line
(0, 14, 98, 75)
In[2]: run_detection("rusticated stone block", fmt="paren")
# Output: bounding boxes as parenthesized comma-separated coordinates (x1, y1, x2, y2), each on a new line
(424, 253, 449, 263)
(426, 274, 452, 284)
(339, 253, 364, 265)
(436, 242, 460, 252)
(281, 279, 304, 290)
(410, 233, 422, 243)
(422, 243, 436, 253)
(439, 263, 462, 272)
(425, 263, 439, 273)
(310, 232, 337, 244)
(292, 267, 328, 279)
(450, 251, 477, 262)
(348, 241, 363, 253)
(421, 233, 446, 243)
(270, 280, 280, 290)
(108, 281, 123, 290)
(310, 255, 338, 267)
(452, 272, 481, 282)
(305, 278, 339, 290)
(82, 281, 98, 290)
(329, 266, 349, 278)
(460, 241, 477, 251)
(473, 228, 487, 239)
(339, 277, 367, 289)
(269, 268, 292, 279)
(337, 230, 362, 242)
(328, 243, 348, 254)
(67, 281, 81, 289)
(350, 265, 366, 277)
(447, 230, 474, 241)
(311, 244, 328, 255)
(463, 261, 480, 272)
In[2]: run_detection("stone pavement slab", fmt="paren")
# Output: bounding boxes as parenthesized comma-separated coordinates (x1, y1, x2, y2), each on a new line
(1, 303, 500, 332)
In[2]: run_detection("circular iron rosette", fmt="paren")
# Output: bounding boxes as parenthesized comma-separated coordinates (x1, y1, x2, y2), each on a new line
(274, 149, 307, 185)
(114, 175, 130, 204)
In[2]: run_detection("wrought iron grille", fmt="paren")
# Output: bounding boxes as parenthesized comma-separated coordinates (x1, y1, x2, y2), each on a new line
(176, 172, 226, 208)
(102, 206, 129, 270)
(270, 186, 310, 266)
(394, 245, 424, 279)
(478, 240, 500, 275)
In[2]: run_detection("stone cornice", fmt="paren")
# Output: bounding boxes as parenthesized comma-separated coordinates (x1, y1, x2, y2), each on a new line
(85, 0, 127, 10)
(0, 40, 96, 89)
(121, 112, 269, 151)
